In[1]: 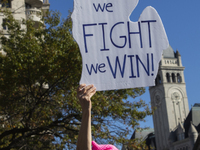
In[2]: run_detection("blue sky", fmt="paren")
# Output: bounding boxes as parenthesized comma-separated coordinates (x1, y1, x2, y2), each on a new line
(49, 0, 200, 134)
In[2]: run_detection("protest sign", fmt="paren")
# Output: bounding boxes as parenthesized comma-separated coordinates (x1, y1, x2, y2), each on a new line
(72, 0, 169, 91)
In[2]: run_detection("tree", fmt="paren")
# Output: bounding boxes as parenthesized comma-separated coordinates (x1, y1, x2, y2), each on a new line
(0, 10, 152, 149)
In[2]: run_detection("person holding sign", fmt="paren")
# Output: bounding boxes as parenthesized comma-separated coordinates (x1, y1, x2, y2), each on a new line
(72, 0, 169, 91)
(73, 0, 169, 148)
(76, 84, 118, 150)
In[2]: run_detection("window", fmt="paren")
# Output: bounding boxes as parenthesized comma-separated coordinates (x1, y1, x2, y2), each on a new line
(179, 134, 182, 140)
(1, 0, 11, 8)
(158, 75, 161, 84)
(178, 133, 185, 141)
(25, 3, 31, 9)
(2, 19, 9, 30)
(166, 73, 170, 82)
(172, 73, 176, 83)
(155, 75, 161, 86)
(155, 76, 158, 86)
(177, 73, 182, 83)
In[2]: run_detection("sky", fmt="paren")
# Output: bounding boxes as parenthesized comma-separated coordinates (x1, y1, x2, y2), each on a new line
(49, 0, 200, 137)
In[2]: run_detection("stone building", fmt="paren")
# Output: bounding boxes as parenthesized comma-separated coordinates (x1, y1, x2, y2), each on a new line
(0, 0, 50, 34)
(149, 45, 189, 150)
(122, 128, 156, 150)
(0, 0, 50, 55)
(122, 46, 200, 150)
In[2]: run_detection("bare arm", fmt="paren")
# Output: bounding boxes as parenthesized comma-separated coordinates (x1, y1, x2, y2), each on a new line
(76, 84, 96, 150)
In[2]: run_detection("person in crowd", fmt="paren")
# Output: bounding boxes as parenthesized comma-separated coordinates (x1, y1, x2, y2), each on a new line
(76, 84, 118, 150)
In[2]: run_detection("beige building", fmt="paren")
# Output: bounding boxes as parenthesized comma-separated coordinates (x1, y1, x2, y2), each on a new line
(0, 0, 50, 55)
(0, 0, 50, 33)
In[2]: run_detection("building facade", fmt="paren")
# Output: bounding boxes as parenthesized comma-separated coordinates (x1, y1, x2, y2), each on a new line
(0, 0, 50, 33)
(0, 0, 50, 55)
(123, 46, 200, 150)
(149, 45, 190, 150)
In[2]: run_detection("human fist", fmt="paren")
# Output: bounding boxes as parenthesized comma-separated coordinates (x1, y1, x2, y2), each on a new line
(77, 84, 96, 111)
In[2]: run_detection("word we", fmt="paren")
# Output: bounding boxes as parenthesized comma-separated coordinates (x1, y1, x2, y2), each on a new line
(93, 3, 113, 12)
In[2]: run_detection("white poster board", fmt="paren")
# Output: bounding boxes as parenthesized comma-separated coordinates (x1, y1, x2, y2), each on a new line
(72, 0, 169, 91)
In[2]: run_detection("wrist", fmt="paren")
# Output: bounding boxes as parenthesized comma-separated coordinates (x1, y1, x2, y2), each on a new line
(82, 109, 91, 115)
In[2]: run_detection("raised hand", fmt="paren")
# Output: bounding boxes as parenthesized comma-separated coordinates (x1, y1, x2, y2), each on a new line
(77, 84, 96, 112)
(76, 84, 96, 150)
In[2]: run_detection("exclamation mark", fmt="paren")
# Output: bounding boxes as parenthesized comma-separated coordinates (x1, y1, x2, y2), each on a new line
(151, 53, 154, 76)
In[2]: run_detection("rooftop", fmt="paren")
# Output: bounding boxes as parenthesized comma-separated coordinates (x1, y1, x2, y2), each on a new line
(163, 45, 175, 58)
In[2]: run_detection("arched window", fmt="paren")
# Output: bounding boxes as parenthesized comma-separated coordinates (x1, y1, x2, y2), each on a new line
(158, 75, 161, 84)
(172, 73, 176, 83)
(166, 73, 170, 83)
(177, 73, 182, 83)
(182, 133, 185, 140)
(155, 76, 158, 86)
(178, 134, 182, 140)
(156, 75, 162, 86)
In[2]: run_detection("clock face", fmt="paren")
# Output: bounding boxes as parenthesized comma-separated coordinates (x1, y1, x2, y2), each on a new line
(171, 92, 180, 101)
(154, 95, 161, 106)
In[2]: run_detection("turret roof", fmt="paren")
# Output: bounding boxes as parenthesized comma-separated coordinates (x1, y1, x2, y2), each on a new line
(163, 45, 175, 58)
(131, 128, 154, 141)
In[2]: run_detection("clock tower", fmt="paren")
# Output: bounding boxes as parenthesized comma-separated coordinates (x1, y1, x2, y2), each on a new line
(149, 46, 189, 150)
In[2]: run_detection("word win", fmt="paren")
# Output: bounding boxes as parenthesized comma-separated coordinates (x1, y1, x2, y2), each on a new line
(86, 53, 154, 79)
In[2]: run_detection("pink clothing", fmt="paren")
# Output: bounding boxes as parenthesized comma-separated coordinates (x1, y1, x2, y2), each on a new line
(92, 141, 118, 150)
